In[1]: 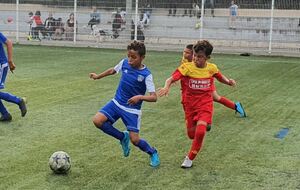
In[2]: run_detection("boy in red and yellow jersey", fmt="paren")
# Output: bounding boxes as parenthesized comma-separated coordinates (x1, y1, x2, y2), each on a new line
(158, 40, 236, 168)
(180, 44, 246, 118)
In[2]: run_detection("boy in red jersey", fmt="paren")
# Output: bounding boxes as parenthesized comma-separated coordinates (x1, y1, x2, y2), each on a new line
(158, 40, 236, 168)
(181, 44, 246, 118)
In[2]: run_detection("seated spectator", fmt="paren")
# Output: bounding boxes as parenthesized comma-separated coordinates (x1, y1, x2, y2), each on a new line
(140, 11, 150, 27)
(43, 12, 56, 39)
(131, 20, 145, 42)
(32, 10, 44, 40)
(88, 6, 101, 30)
(52, 18, 64, 40)
(167, 1, 177, 16)
(112, 12, 122, 39)
(182, 0, 193, 17)
(119, 8, 126, 25)
(65, 13, 77, 41)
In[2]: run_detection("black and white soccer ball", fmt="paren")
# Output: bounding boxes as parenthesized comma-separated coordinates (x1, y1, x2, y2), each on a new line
(49, 151, 71, 174)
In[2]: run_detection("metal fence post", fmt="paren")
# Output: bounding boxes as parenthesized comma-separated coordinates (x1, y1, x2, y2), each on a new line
(268, 0, 275, 54)
(16, 0, 19, 42)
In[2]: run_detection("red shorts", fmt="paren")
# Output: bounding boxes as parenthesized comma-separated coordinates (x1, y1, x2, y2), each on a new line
(184, 98, 213, 125)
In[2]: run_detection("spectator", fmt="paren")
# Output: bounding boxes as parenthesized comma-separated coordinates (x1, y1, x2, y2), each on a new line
(52, 18, 64, 40)
(193, 2, 201, 18)
(43, 12, 56, 39)
(167, 0, 177, 16)
(229, 0, 238, 29)
(88, 6, 101, 30)
(131, 20, 145, 42)
(65, 13, 77, 41)
(26, 11, 33, 40)
(298, 18, 300, 27)
(112, 12, 122, 39)
(182, 0, 193, 17)
(140, 11, 150, 27)
(32, 10, 44, 41)
(204, 0, 215, 17)
(143, 1, 152, 19)
(119, 8, 126, 25)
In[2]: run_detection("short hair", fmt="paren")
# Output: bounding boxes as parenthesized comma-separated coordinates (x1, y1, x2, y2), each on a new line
(127, 41, 146, 57)
(35, 10, 41, 16)
(193, 40, 213, 57)
(28, 12, 33, 16)
(186, 44, 193, 50)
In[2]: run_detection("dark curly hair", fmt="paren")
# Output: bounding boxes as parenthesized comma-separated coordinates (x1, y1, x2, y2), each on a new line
(127, 41, 146, 57)
(186, 44, 193, 50)
(193, 40, 213, 58)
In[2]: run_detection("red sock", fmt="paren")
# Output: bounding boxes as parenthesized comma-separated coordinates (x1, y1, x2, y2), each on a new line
(217, 96, 236, 110)
(188, 125, 206, 160)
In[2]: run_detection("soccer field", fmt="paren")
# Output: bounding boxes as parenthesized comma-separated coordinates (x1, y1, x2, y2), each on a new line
(0, 45, 300, 190)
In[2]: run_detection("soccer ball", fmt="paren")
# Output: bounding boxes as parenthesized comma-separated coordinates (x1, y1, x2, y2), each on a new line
(195, 22, 201, 29)
(49, 151, 71, 174)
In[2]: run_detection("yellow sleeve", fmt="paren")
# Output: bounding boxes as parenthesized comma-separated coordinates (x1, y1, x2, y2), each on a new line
(177, 63, 190, 76)
(210, 63, 219, 75)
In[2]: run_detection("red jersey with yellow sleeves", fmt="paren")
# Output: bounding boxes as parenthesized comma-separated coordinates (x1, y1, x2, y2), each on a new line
(172, 61, 219, 124)
(173, 61, 219, 95)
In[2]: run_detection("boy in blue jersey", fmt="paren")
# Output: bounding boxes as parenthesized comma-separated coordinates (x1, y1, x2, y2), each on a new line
(89, 41, 160, 167)
(0, 32, 27, 122)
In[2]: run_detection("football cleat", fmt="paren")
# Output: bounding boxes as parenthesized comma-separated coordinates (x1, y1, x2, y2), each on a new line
(120, 131, 130, 157)
(181, 156, 193, 168)
(235, 102, 246, 117)
(0, 113, 12, 122)
(19, 97, 27, 117)
(150, 149, 160, 167)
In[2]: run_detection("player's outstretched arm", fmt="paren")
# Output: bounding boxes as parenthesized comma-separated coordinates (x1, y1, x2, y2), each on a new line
(157, 76, 176, 97)
(89, 67, 116, 80)
(214, 72, 236, 87)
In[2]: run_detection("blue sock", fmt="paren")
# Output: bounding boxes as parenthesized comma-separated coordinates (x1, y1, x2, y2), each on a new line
(135, 139, 155, 155)
(99, 121, 124, 141)
(0, 100, 9, 116)
(0, 92, 21, 104)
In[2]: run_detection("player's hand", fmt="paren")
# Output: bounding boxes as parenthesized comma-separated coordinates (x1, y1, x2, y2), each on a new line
(127, 95, 142, 105)
(8, 61, 16, 73)
(157, 87, 169, 97)
(89, 73, 98, 80)
(228, 79, 236, 87)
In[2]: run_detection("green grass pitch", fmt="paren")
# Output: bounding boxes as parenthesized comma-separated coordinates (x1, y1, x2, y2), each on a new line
(0, 45, 299, 189)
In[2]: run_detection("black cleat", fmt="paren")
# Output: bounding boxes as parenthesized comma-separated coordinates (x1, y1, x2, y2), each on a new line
(19, 97, 27, 117)
(0, 113, 12, 122)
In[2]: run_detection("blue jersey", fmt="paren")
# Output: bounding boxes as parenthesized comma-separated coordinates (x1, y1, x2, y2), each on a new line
(113, 58, 155, 110)
(0, 32, 8, 64)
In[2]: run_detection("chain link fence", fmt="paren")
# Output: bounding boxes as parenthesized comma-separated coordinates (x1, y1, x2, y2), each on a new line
(0, 0, 299, 56)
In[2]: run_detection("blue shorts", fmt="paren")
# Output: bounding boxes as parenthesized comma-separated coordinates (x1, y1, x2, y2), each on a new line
(231, 11, 237, 16)
(99, 99, 142, 133)
(0, 63, 8, 89)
